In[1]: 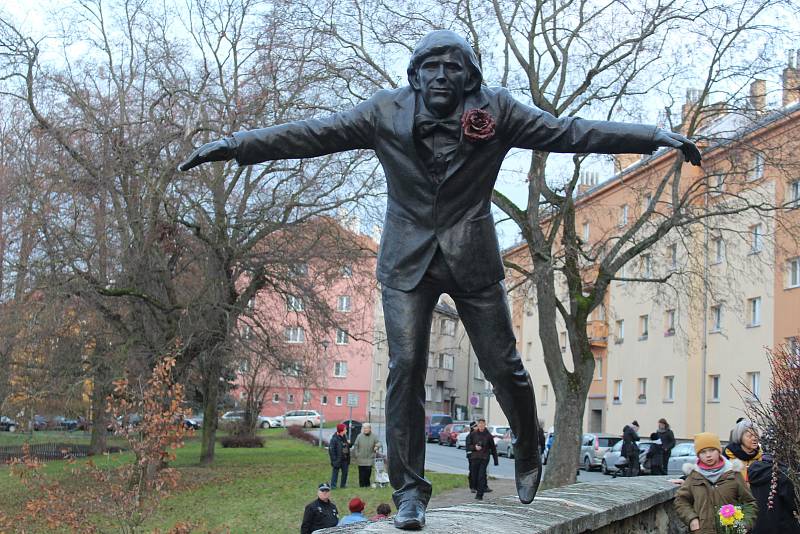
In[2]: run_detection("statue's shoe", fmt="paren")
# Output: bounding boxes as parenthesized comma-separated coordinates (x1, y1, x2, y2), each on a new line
(515, 454, 542, 504)
(393, 499, 426, 530)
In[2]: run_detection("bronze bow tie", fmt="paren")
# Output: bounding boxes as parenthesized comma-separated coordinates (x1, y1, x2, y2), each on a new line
(414, 114, 461, 138)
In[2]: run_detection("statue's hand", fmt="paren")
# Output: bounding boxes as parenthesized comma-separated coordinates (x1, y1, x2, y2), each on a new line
(653, 130, 702, 167)
(178, 137, 236, 171)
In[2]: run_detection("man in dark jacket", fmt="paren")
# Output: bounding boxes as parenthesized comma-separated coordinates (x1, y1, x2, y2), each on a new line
(300, 483, 339, 534)
(749, 453, 800, 533)
(329, 424, 351, 489)
(465, 421, 477, 492)
(621, 421, 640, 477)
(657, 418, 676, 475)
(469, 418, 499, 500)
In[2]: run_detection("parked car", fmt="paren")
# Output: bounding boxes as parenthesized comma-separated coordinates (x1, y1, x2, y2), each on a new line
(281, 410, 321, 428)
(601, 440, 654, 475)
(496, 429, 516, 458)
(340, 420, 363, 442)
(33, 415, 49, 431)
(438, 422, 470, 446)
(0, 416, 18, 432)
(579, 433, 622, 471)
(666, 442, 697, 475)
(221, 410, 245, 422)
(425, 413, 453, 443)
(258, 415, 283, 429)
(455, 424, 509, 449)
(50, 416, 79, 431)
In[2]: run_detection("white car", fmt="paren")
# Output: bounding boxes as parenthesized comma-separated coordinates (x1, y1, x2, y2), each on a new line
(281, 410, 322, 428)
(455, 424, 510, 449)
(258, 415, 284, 429)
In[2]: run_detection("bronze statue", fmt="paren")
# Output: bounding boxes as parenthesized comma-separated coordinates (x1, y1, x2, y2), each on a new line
(181, 30, 701, 530)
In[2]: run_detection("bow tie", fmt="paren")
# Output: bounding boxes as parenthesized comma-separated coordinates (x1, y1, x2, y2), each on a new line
(414, 114, 462, 138)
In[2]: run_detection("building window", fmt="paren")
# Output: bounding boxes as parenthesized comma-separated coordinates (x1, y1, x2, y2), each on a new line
(425, 386, 433, 402)
(709, 375, 720, 402)
(618, 262, 628, 285)
(474, 361, 484, 380)
(334, 361, 347, 377)
(238, 359, 249, 373)
(748, 297, 762, 327)
(641, 254, 652, 278)
(665, 309, 676, 336)
(321, 395, 328, 405)
(750, 224, 763, 253)
(282, 362, 302, 377)
(788, 258, 800, 288)
(750, 151, 765, 181)
(287, 295, 304, 311)
(594, 358, 603, 380)
(440, 319, 456, 336)
(747, 371, 760, 399)
(619, 204, 629, 227)
(643, 193, 653, 212)
(613, 380, 622, 403)
(637, 378, 647, 403)
(428, 351, 436, 368)
(559, 331, 567, 352)
(242, 325, 253, 340)
(284, 326, 305, 343)
(272, 393, 280, 403)
(336, 328, 349, 345)
(291, 263, 308, 277)
(335, 396, 343, 406)
(615, 319, 625, 343)
(337, 295, 351, 312)
(664, 376, 675, 402)
(303, 390, 312, 403)
(789, 180, 800, 207)
(712, 237, 724, 264)
(711, 305, 722, 332)
(287, 393, 295, 404)
(439, 353, 455, 370)
(375, 363, 382, 381)
(668, 243, 678, 271)
(341, 265, 353, 277)
(541, 384, 549, 405)
(788, 337, 800, 367)
(583, 222, 590, 242)
(639, 315, 649, 340)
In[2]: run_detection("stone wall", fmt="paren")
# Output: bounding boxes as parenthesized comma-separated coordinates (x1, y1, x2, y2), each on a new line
(321, 477, 689, 533)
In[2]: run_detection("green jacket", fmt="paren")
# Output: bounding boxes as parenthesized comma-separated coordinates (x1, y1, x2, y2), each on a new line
(352, 432, 380, 467)
(674, 459, 757, 534)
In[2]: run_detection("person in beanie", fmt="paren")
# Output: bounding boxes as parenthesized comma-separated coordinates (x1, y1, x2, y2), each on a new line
(674, 433, 757, 534)
(300, 483, 339, 534)
(657, 418, 676, 475)
(621, 421, 640, 476)
(724, 419, 763, 484)
(339, 497, 369, 525)
(329, 423, 351, 489)
(469, 418, 498, 500)
(352, 423, 380, 487)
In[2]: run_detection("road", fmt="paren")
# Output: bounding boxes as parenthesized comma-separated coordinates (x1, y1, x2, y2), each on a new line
(314, 427, 607, 483)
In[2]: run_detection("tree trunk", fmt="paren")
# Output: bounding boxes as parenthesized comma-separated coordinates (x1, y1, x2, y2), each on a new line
(541, 383, 589, 488)
(199, 363, 220, 465)
(88, 353, 111, 455)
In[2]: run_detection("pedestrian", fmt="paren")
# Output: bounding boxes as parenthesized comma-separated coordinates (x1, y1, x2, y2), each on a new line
(370, 503, 392, 522)
(329, 423, 351, 489)
(674, 432, 757, 534)
(646, 432, 665, 475)
(338, 497, 368, 525)
(469, 418, 499, 500)
(749, 452, 800, 533)
(728, 416, 746, 443)
(621, 420, 640, 477)
(537, 419, 546, 457)
(657, 418, 676, 475)
(724, 419, 763, 484)
(352, 423, 380, 488)
(300, 483, 339, 534)
(465, 421, 477, 492)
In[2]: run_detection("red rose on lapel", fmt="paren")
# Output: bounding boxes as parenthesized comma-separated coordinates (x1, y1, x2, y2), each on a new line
(461, 109, 496, 141)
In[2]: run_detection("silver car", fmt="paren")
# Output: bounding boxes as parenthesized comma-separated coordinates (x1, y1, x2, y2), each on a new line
(579, 433, 622, 471)
(600, 440, 653, 475)
(666, 442, 697, 475)
(281, 410, 321, 428)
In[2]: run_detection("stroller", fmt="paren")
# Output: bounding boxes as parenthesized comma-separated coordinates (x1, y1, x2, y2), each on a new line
(373, 445, 390, 487)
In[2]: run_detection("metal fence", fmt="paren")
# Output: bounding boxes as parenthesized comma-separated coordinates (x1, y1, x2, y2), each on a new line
(0, 443, 124, 463)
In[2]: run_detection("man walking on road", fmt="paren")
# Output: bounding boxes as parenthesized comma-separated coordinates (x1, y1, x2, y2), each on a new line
(469, 419, 498, 500)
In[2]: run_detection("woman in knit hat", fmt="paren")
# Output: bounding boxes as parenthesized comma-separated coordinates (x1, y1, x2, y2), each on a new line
(723, 419, 762, 483)
(674, 432, 757, 533)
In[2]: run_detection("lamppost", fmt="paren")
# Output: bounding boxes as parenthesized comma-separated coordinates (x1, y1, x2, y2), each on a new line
(319, 340, 329, 448)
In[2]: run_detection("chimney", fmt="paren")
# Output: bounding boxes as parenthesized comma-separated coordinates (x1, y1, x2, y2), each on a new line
(613, 154, 640, 174)
(681, 88, 703, 133)
(782, 49, 800, 107)
(749, 79, 766, 113)
(577, 171, 600, 195)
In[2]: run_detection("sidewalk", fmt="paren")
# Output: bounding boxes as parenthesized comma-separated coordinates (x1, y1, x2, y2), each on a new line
(428, 477, 518, 508)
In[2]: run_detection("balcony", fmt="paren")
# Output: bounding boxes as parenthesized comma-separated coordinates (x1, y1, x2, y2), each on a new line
(429, 368, 454, 384)
(587, 320, 609, 347)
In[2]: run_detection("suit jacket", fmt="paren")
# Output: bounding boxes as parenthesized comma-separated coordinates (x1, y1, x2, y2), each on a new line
(233, 86, 661, 291)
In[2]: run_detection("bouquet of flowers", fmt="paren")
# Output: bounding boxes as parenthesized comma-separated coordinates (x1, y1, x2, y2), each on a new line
(715, 503, 753, 533)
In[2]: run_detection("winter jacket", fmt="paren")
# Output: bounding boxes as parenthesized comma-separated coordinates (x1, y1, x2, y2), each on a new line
(748, 456, 800, 533)
(300, 498, 339, 534)
(658, 428, 676, 454)
(724, 442, 763, 483)
(468, 429, 498, 463)
(674, 459, 757, 534)
(352, 431, 380, 467)
(622, 425, 640, 459)
(328, 433, 351, 468)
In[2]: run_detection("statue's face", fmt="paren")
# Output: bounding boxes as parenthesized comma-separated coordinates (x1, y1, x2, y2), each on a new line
(416, 50, 468, 117)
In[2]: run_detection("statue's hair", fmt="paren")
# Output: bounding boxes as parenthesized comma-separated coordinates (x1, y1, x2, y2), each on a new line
(407, 30, 483, 93)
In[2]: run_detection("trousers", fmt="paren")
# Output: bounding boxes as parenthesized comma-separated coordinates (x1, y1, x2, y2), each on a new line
(331, 462, 349, 488)
(358, 465, 372, 487)
(383, 249, 538, 508)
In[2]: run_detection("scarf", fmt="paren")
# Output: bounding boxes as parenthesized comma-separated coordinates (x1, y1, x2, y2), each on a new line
(697, 457, 731, 485)
(725, 442, 763, 462)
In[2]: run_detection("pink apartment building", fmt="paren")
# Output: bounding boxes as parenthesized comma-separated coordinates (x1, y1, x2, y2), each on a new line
(233, 225, 379, 423)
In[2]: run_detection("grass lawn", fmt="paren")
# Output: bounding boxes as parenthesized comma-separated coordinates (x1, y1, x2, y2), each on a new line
(1, 429, 466, 533)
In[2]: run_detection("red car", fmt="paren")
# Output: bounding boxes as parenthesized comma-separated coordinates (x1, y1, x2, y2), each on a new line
(438, 422, 470, 447)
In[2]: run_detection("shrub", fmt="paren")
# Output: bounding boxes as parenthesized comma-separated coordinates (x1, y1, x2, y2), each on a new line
(219, 435, 265, 448)
(287, 424, 327, 447)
